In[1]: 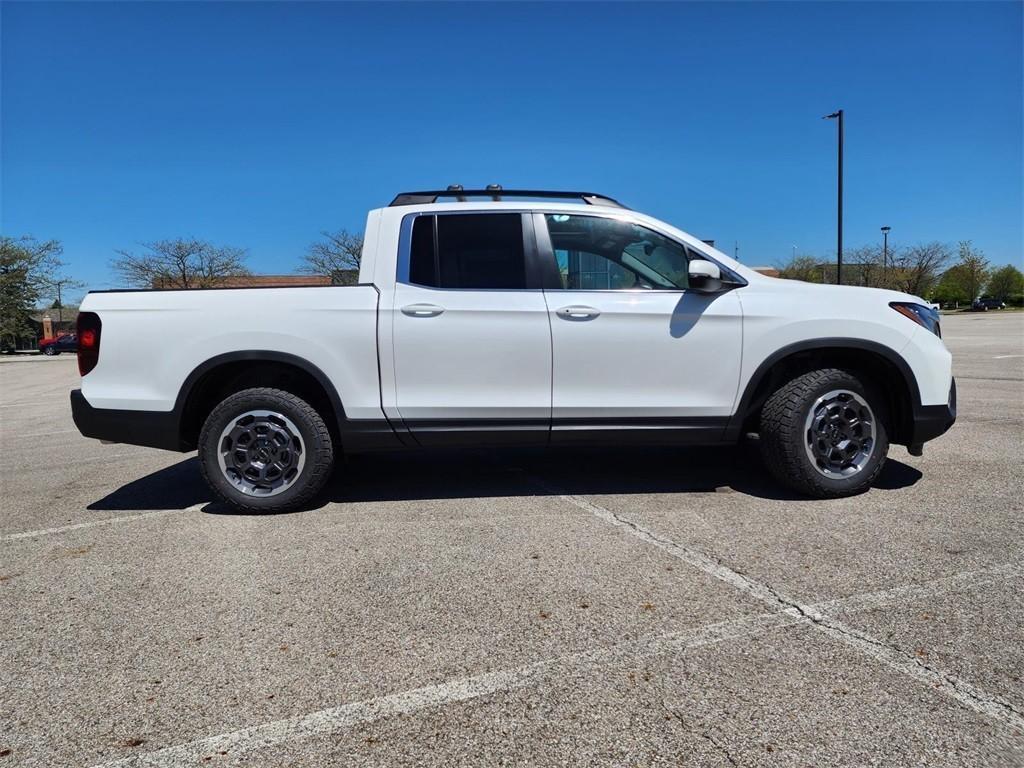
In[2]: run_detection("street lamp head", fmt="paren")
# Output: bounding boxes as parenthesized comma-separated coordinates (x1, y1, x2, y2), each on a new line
(881, 226, 891, 233)
(823, 111, 842, 120)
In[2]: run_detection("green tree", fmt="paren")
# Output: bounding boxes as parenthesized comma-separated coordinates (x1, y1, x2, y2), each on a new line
(953, 241, 990, 301)
(932, 265, 971, 306)
(985, 264, 1024, 303)
(0, 236, 64, 349)
(112, 238, 249, 288)
(299, 229, 363, 285)
(777, 255, 824, 283)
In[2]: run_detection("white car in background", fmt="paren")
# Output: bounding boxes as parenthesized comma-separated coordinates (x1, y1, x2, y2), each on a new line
(71, 187, 956, 512)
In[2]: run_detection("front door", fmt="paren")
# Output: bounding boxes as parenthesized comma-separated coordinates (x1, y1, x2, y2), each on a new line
(537, 212, 743, 444)
(391, 212, 552, 446)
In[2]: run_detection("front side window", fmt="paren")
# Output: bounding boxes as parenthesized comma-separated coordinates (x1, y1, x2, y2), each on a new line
(408, 213, 527, 289)
(545, 214, 694, 290)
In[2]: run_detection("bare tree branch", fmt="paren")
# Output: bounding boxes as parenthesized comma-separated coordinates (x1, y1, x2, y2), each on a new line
(888, 242, 951, 298)
(844, 245, 886, 288)
(111, 239, 250, 289)
(299, 230, 363, 285)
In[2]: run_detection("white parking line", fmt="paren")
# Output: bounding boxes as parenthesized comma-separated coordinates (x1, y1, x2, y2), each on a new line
(538, 483, 1024, 734)
(0, 505, 203, 543)
(91, 664, 548, 767)
(88, 559, 1022, 767)
(817, 561, 1022, 615)
(994, 354, 1023, 359)
(89, 611, 803, 768)
(6, 428, 80, 438)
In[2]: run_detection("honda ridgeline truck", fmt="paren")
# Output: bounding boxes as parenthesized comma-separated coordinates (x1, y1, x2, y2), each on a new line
(71, 188, 956, 512)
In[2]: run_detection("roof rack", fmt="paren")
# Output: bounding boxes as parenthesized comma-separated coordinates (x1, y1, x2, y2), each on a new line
(389, 185, 627, 209)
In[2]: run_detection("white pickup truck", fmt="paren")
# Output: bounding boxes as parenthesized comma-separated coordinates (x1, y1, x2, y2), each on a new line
(72, 188, 956, 511)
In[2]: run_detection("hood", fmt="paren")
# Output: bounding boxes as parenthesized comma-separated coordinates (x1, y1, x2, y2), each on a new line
(754, 273, 929, 306)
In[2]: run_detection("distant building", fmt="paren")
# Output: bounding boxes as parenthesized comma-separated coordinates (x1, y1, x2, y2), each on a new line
(217, 274, 332, 288)
(750, 266, 781, 278)
(33, 307, 78, 339)
(149, 274, 337, 290)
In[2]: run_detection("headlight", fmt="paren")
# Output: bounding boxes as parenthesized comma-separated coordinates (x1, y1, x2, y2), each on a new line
(890, 302, 941, 337)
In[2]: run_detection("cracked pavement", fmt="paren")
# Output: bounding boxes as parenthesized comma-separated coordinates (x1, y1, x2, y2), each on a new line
(2, 312, 1022, 767)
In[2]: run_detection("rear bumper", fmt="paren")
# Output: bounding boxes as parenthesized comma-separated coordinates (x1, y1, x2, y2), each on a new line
(908, 378, 956, 445)
(70, 389, 186, 451)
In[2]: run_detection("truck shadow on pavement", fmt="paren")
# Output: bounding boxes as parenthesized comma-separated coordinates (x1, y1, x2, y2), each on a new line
(86, 446, 923, 513)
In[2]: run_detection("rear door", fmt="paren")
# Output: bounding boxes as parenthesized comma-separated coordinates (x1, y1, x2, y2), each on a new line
(390, 211, 552, 446)
(536, 212, 743, 444)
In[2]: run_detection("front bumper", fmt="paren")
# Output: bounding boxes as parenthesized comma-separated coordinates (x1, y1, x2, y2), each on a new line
(70, 389, 186, 451)
(908, 378, 956, 447)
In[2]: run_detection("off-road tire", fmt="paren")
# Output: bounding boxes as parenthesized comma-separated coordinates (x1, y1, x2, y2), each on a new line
(198, 387, 334, 513)
(760, 368, 889, 498)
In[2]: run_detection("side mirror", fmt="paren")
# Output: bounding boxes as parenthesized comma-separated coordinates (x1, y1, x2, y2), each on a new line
(688, 260, 722, 293)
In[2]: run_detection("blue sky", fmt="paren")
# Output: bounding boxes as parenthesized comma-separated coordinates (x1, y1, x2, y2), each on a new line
(2, 1, 1021, 297)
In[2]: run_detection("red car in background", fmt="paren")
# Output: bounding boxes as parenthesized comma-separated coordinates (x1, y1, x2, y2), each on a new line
(38, 333, 77, 355)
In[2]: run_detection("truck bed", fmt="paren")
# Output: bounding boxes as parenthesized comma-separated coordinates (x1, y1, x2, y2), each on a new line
(79, 285, 384, 420)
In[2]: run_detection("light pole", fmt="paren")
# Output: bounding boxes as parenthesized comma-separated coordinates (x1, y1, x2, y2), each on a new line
(881, 226, 891, 284)
(47, 277, 84, 332)
(52, 280, 69, 326)
(824, 109, 844, 285)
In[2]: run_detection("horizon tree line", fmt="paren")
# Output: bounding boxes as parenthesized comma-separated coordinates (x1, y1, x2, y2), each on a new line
(3, 228, 1021, 349)
(777, 241, 1023, 305)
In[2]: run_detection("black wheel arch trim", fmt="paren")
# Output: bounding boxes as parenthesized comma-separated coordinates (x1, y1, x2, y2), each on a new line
(176, 350, 347, 421)
(725, 337, 937, 445)
(71, 350, 405, 453)
(175, 350, 406, 452)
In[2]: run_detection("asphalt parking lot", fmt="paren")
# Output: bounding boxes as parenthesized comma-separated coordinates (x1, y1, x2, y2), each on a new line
(2, 312, 1022, 767)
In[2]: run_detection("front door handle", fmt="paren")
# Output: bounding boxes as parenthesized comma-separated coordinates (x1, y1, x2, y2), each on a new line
(556, 305, 601, 320)
(401, 303, 445, 318)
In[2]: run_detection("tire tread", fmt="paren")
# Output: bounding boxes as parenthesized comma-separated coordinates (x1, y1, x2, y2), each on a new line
(760, 368, 887, 498)
(198, 387, 333, 513)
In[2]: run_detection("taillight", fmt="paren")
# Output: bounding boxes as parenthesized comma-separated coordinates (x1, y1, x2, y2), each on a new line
(77, 312, 101, 376)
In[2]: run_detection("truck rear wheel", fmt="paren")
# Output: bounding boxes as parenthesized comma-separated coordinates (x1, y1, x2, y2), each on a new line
(759, 368, 888, 498)
(198, 387, 334, 513)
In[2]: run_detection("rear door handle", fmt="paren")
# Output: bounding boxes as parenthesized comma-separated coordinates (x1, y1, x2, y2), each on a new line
(401, 303, 445, 318)
(555, 305, 601, 320)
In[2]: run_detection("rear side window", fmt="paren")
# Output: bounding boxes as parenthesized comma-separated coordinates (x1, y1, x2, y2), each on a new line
(407, 214, 527, 289)
(409, 215, 437, 287)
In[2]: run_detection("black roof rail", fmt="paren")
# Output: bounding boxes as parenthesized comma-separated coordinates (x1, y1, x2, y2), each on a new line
(389, 185, 627, 209)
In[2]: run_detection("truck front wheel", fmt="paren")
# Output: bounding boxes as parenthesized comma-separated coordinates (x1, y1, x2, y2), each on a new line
(759, 368, 889, 498)
(198, 387, 334, 513)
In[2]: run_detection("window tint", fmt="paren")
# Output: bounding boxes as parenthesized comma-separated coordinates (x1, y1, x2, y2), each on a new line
(545, 214, 693, 290)
(409, 215, 436, 287)
(407, 214, 527, 289)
